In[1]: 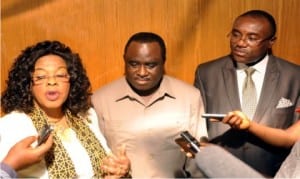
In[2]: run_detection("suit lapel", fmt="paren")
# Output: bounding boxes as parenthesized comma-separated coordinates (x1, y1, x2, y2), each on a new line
(254, 56, 280, 122)
(223, 59, 241, 110)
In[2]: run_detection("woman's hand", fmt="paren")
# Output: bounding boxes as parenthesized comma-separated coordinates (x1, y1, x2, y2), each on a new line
(221, 111, 251, 130)
(101, 145, 131, 178)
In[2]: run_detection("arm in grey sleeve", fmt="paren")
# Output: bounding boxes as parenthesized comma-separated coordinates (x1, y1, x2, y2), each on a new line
(0, 162, 17, 178)
(195, 145, 265, 178)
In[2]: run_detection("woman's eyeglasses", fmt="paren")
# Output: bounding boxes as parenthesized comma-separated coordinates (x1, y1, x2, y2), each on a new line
(32, 73, 70, 85)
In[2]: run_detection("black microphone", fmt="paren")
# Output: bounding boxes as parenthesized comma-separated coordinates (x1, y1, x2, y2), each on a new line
(195, 145, 265, 178)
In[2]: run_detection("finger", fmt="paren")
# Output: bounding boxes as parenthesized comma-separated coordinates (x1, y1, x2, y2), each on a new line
(37, 134, 53, 152)
(228, 115, 239, 124)
(234, 110, 248, 120)
(104, 175, 119, 179)
(117, 166, 123, 176)
(106, 151, 115, 158)
(234, 117, 242, 126)
(118, 144, 126, 156)
(101, 165, 114, 176)
(186, 152, 193, 158)
(19, 136, 37, 147)
(223, 111, 237, 123)
(209, 118, 221, 122)
(227, 111, 235, 118)
(222, 112, 231, 123)
(232, 111, 251, 129)
(105, 165, 119, 175)
(44, 134, 53, 146)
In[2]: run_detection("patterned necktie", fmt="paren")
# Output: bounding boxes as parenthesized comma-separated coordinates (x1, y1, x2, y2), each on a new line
(242, 67, 257, 119)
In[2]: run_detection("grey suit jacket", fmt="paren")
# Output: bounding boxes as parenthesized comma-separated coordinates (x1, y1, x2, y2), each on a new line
(194, 54, 300, 177)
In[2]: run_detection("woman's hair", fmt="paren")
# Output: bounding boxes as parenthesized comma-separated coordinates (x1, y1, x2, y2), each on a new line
(1, 40, 92, 115)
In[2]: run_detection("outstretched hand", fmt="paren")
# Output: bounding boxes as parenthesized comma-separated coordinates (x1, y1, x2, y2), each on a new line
(221, 111, 251, 130)
(2, 134, 53, 171)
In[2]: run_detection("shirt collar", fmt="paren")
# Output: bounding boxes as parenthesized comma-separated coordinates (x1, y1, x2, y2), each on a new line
(236, 54, 269, 74)
(254, 54, 269, 74)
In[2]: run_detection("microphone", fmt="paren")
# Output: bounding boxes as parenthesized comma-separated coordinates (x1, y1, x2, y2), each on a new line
(195, 145, 264, 178)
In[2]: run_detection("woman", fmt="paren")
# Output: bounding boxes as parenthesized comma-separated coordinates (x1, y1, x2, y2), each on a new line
(0, 40, 130, 178)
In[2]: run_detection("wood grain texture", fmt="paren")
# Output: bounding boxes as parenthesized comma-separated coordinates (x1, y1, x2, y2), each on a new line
(1, 0, 299, 111)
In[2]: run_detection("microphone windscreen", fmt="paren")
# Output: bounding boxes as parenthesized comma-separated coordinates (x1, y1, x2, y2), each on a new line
(195, 145, 264, 178)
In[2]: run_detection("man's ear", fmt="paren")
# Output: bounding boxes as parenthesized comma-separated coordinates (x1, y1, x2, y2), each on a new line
(268, 36, 277, 46)
(267, 36, 277, 54)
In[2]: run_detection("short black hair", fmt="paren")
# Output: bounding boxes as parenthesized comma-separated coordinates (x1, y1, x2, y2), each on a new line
(239, 10, 277, 38)
(124, 32, 166, 62)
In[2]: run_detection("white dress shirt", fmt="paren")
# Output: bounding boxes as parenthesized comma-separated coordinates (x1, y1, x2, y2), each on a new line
(236, 55, 269, 118)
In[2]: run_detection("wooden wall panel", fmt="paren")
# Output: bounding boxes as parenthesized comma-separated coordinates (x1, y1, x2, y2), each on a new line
(1, 0, 300, 112)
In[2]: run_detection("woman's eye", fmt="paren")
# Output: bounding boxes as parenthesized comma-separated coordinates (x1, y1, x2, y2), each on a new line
(56, 74, 68, 78)
(35, 75, 46, 80)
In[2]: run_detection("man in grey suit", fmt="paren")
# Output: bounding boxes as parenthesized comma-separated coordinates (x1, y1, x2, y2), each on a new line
(194, 10, 300, 177)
